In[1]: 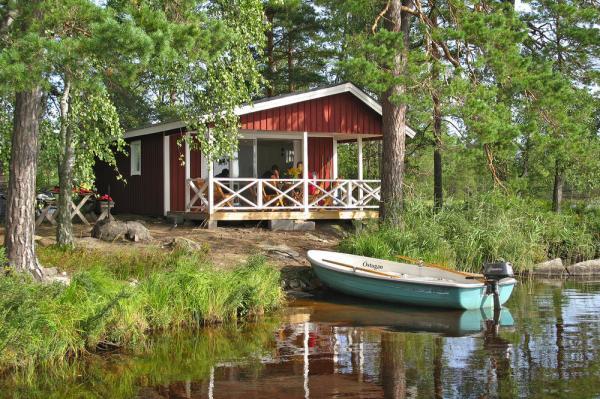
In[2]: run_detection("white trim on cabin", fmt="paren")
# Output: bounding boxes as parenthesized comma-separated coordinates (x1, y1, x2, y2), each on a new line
(128, 121, 186, 139)
(124, 83, 417, 139)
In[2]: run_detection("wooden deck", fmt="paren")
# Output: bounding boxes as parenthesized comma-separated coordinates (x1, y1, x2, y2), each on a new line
(168, 209, 379, 222)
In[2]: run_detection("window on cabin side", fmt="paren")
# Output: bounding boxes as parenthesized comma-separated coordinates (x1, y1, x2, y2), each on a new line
(130, 140, 141, 176)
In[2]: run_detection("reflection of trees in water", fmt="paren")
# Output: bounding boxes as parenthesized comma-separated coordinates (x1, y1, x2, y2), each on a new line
(482, 320, 514, 396)
(433, 336, 443, 399)
(552, 286, 565, 381)
(380, 332, 406, 399)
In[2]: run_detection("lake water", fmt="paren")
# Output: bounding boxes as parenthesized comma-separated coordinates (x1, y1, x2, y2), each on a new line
(3, 280, 600, 398)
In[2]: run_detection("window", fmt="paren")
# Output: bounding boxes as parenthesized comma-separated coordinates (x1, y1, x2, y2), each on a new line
(130, 140, 141, 176)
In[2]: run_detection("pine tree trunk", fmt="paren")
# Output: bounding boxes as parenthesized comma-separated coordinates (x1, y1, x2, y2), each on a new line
(552, 159, 563, 213)
(287, 32, 294, 92)
(4, 87, 44, 279)
(56, 79, 74, 246)
(433, 94, 443, 210)
(431, 7, 443, 210)
(380, 0, 411, 226)
(265, 8, 275, 96)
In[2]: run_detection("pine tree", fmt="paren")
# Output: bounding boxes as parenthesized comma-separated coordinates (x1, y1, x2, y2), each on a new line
(522, 0, 600, 212)
(262, 0, 330, 95)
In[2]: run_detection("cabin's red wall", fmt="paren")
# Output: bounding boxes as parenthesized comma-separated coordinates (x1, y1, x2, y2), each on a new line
(239, 92, 382, 134)
(94, 134, 164, 215)
(170, 134, 203, 212)
(308, 137, 333, 180)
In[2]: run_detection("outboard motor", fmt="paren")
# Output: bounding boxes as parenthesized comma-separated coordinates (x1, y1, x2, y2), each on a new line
(483, 261, 514, 312)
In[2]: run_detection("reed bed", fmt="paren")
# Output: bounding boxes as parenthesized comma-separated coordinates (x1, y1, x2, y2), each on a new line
(341, 192, 599, 273)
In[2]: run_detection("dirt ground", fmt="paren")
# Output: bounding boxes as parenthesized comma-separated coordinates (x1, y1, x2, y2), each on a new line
(24, 216, 351, 270)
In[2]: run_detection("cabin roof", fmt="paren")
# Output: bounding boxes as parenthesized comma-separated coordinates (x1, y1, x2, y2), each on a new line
(124, 82, 416, 139)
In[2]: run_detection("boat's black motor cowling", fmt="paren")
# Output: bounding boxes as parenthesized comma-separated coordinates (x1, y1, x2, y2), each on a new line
(482, 261, 514, 281)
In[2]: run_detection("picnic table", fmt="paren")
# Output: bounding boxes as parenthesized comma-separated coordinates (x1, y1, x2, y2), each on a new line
(35, 190, 97, 226)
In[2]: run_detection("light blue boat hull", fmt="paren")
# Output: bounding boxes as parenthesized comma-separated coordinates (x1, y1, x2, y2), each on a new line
(312, 260, 515, 310)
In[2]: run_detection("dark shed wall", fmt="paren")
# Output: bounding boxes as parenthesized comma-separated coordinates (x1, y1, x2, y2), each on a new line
(94, 133, 164, 215)
(168, 133, 203, 212)
(239, 92, 382, 134)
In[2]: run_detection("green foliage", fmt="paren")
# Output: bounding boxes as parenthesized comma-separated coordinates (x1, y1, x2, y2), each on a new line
(0, 246, 7, 267)
(341, 192, 599, 273)
(0, 250, 284, 371)
(262, 0, 332, 95)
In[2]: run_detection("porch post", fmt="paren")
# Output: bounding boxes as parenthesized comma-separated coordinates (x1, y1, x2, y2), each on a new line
(357, 137, 363, 180)
(357, 137, 364, 205)
(184, 134, 190, 212)
(163, 134, 170, 216)
(303, 131, 309, 215)
(207, 130, 214, 215)
(208, 160, 214, 215)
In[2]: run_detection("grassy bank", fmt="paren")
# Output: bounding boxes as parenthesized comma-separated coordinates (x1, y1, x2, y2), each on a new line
(0, 247, 284, 372)
(2, 322, 280, 399)
(341, 193, 600, 273)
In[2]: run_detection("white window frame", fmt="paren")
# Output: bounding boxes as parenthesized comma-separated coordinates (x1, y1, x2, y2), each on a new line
(130, 140, 142, 176)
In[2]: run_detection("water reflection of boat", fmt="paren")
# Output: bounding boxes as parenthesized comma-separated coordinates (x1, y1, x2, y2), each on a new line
(288, 294, 514, 337)
(308, 250, 516, 309)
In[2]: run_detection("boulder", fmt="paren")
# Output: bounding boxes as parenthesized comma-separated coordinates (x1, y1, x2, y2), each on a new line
(165, 237, 204, 253)
(567, 259, 600, 276)
(125, 221, 152, 242)
(259, 244, 300, 260)
(531, 258, 566, 277)
(92, 219, 152, 242)
(92, 219, 129, 241)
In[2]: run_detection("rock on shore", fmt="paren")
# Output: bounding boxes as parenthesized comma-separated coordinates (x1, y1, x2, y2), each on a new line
(531, 258, 600, 277)
(91, 219, 152, 242)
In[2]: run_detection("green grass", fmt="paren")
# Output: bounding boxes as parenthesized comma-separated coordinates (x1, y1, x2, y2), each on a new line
(341, 192, 599, 273)
(0, 247, 284, 372)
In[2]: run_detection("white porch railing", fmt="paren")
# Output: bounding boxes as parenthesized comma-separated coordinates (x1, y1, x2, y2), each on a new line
(185, 177, 381, 213)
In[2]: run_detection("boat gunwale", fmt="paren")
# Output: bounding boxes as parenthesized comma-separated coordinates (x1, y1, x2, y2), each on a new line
(308, 250, 517, 290)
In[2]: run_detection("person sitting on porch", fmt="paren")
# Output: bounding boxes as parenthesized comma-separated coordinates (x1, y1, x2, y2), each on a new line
(215, 168, 229, 178)
(262, 165, 280, 195)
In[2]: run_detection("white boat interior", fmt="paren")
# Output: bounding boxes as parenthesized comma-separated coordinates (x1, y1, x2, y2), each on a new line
(307, 250, 497, 288)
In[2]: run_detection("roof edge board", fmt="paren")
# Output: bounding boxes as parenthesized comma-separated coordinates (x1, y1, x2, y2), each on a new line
(124, 121, 186, 139)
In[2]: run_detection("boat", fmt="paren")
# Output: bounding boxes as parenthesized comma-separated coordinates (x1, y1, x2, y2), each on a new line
(307, 250, 517, 310)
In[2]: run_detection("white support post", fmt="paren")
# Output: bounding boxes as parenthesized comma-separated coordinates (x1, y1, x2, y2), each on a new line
(207, 129, 214, 215)
(252, 138, 258, 178)
(357, 137, 363, 180)
(163, 134, 170, 216)
(184, 134, 190, 212)
(208, 161, 214, 215)
(357, 137, 364, 206)
(303, 131, 309, 214)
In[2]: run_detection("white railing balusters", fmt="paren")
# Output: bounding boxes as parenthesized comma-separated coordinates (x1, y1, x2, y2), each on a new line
(184, 177, 381, 213)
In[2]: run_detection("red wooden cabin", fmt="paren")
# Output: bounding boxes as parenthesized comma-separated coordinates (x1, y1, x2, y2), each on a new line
(94, 83, 415, 226)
